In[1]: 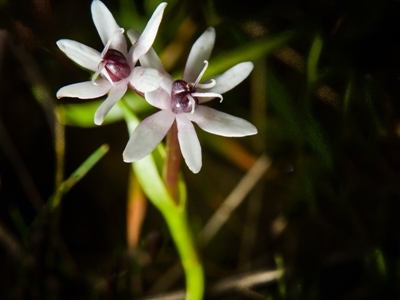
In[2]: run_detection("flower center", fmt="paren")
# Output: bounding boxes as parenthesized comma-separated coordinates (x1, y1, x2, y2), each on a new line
(102, 49, 131, 82)
(170, 80, 198, 114)
(92, 28, 131, 84)
(170, 60, 223, 114)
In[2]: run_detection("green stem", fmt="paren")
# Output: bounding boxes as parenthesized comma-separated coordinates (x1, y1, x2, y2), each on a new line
(119, 100, 204, 299)
(164, 208, 204, 300)
(162, 118, 203, 299)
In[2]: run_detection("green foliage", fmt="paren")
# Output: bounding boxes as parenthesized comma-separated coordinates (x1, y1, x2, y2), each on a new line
(205, 31, 294, 79)
(48, 144, 109, 211)
(60, 91, 151, 127)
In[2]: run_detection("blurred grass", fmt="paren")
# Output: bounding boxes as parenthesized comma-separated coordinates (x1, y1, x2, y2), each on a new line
(48, 143, 109, 211)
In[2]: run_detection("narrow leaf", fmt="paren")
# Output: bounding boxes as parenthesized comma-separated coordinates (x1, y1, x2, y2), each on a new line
(48, 144, 109, 211)
(307, 34, 323, 84)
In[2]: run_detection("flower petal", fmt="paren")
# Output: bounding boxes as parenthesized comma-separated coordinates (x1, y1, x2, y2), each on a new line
(176, 115, 202, 173)
(94, 83, 128, 125)
(158, 71, 174, 92)
(127, 29, 139, 43)
(187, 106, 257, 137)
(123, 110, 175, 162)
(57, 39, 101, 72)
(56, 79, 111, 99)
(183, 27, 215, 83)
(197, 62, 254, 103)
(91, 0, 127, 51)
(132, 3, 167, 62)
(130, 67, 162, 93)
(127, 29, 164, 71)
(144, 87, 171, 110)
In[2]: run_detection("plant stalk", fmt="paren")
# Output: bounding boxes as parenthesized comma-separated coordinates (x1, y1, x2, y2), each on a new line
(163, 120, 181, 204)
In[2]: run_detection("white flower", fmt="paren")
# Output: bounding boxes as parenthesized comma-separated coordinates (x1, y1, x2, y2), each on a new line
(56, 0, 166, 125)
(123, 27, 257, 173)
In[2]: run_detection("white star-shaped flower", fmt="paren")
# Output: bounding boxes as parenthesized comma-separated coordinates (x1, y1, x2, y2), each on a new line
(123, 27, 257, 173)
(56, 0, 166, 125)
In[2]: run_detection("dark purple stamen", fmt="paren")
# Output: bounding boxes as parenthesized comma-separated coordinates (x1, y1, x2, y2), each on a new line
(102, 49, 131, 82)
(170, 80, 198, 114)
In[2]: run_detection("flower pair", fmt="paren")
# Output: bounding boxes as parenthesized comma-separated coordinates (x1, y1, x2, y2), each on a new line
(57, 0, 166, 125)
(57, 0, 257, 173)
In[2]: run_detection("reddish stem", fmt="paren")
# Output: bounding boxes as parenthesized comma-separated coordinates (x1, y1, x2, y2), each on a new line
(163, 120, 181, 204)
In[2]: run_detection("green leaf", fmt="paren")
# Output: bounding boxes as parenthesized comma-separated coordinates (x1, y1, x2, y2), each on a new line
(48, 144, 110, 211)
(305, 114, 333, 170)
(306, 34, 323, 85)
(59, 101, 120, 127)
(342, 76, 353, 116)
(267, 66, 333, 169)
(266, 67, 299, 143)
(204, 31, 294, 79)
(60, 92, 151, 127)
(373, 248, 387, 279)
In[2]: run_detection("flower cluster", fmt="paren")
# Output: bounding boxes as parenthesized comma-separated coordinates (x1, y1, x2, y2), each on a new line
(57, 0, 257, 173)
(57, 0, 165, 125)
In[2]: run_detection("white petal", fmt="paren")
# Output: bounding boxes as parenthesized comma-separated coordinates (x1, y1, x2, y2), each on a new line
(127, 29, 164, 70)
(159, 72, 174, 92)
(127, 29, 172, 90)
(127, 28, 140, 43)
(187, 106, 257, 137)
(133, 3, 167, 62)
(197, 62, 254, 103)
(57, 39, 101, 72)
(91, 0, 127, 51)
(138, 48, 164, 70)
(56, 79, 111, 99)
(144, 87, 171, 110)
(130, 67, 162, 93)
(183, 27, 215, 83)
(123, 110, 175, 162)
(94, 83, 128, 125)
(176, 115, 202, 173)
